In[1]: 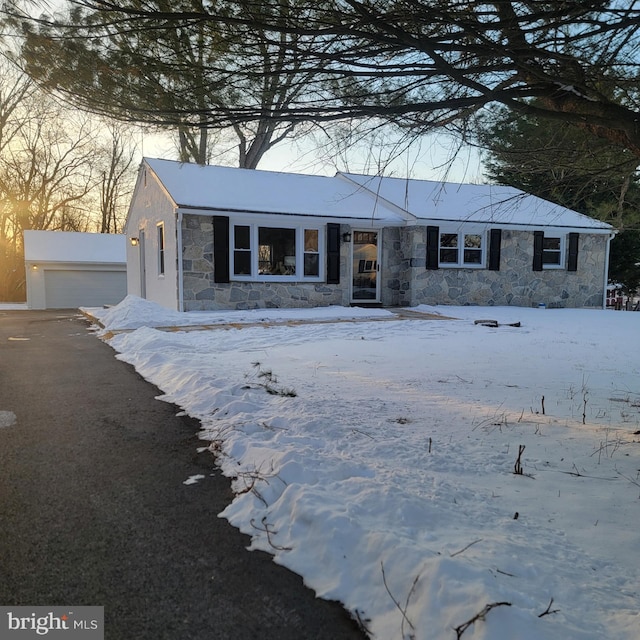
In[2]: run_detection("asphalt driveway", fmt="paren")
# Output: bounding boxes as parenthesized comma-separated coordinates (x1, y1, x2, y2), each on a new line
(0, 310, 366, 640)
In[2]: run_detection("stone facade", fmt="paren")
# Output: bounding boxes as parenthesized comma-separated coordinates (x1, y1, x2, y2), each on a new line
(382, 227, 608, 308)
(181, 215, 608, 311)
(181, 215, 350, 311)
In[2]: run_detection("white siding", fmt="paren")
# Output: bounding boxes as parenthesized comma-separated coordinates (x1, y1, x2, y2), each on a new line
(125, 165, 180, 310)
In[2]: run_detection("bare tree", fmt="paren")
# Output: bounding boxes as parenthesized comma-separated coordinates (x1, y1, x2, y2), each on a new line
(95, 122, 137, 233)
(9, 0, 329, 168)
(0, 61, 135, 300)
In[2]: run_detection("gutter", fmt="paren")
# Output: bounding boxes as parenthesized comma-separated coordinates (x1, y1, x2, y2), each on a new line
(177, 208, 184, 312)
(603, 232, 616, 309)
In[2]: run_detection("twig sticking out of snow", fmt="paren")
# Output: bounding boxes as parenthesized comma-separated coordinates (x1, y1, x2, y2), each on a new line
(450, 538, 483, 558)
(380, 561, 418, 639)
(538, 597, 560, 618)
(514, 444, 526, 475)
(454, 602, 512, 639)
(250, 516, 292, 551)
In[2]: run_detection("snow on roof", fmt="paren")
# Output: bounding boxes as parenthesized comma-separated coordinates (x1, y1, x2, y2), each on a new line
(144, 158, 406, 222)
(340, 173, 613, 231)
(141, 158, 613, 232)
(23, 231, 126, 263)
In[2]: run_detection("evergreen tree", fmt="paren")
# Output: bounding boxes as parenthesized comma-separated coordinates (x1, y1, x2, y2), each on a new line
(477, 108, 640, 293)
(8, 1, 640, 165)
(13, 0, 328, 168)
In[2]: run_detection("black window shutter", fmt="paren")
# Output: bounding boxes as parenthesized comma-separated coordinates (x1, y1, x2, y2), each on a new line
(488, 228, 502, 271)
(426, 225, 439, 270)
(532, 230, 544, 271)
(326, 223, 340, 284)
(567, 233, 579, 272)
(213, 216, 230, 283)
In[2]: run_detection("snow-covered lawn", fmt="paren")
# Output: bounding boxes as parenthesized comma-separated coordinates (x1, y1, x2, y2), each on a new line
(87, 296, 640, 640)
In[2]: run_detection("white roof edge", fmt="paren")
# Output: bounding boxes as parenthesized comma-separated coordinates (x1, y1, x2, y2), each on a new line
(142, 159, 179, 208)
(404, 219, 615, 234)
(176, 206, 403, 227)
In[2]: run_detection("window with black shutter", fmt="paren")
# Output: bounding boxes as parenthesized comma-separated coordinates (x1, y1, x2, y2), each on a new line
(533, 231, 567, 271)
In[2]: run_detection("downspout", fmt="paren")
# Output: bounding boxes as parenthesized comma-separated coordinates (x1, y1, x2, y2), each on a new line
(603, 232, 615, 309)
(177, 208, 184, 312)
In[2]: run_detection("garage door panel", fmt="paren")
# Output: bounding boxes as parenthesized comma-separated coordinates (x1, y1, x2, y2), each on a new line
(44, 270, 127, 309)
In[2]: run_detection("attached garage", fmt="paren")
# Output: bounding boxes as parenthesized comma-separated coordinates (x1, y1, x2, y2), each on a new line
(24, 231, 127, 310)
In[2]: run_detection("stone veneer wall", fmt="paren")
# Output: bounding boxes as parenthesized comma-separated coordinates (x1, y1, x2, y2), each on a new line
(182, 215, 608, 310)
(379, 227, 406, 307)
(382, 227, 608, 308)
(181, 214, 350, 311)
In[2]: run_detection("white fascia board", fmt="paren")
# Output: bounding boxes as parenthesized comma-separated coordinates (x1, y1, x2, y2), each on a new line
(176, 207, 404, 227)
(143, 160, 180, 208)
(409, 217, 614, 234)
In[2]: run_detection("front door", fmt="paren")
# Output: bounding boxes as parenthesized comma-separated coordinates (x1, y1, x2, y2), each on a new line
(351, 230, 380, 303)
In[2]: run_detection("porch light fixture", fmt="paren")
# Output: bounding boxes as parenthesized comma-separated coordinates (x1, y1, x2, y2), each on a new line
(130, 237, 139, 247)
(342, 231, 352, 243)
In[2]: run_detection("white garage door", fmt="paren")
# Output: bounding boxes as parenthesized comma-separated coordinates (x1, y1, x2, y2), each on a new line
(44, 270, 127, 309)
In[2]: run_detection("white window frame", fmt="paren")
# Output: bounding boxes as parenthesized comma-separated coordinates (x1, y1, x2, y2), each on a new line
(157, 223, 165, 276)
(231, 222, 325, 282)
(541, 234, 565, 269)
(438, 230, 486, 268)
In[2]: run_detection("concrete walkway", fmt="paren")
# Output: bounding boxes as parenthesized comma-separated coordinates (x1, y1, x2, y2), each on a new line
(85, 306, 456, 339)
(0, 310, 366, 640)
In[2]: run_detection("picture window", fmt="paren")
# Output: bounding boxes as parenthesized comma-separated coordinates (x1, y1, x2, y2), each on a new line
(232, 224, 323, 281)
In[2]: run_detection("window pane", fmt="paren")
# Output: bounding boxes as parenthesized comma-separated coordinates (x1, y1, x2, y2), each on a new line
(304, 229, 318, 252)
(354, 231, 377, 245)
(234, 251, 251, 275)
(464, 234, 481, 248)
(304, 253, 319, 276)
(439, 233, 458, 263)
(463, 235, 482, 264)
(258, 227, 296, 275)
(234, 225, 250, 250)
(440, 233, 458, 248)
(542, 236, 561, 265)
(157, 225, 165, 275)
(440, 248, 458, 263)
(463, 249, 482, 264)
(542, 252, 561, 265)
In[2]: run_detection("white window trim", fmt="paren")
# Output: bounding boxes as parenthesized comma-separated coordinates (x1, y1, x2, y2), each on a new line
(541, 234, 566, 270)
(438, 230, 486, 269)
(157, 223, 165, 277)
(231, 222, 325, 282)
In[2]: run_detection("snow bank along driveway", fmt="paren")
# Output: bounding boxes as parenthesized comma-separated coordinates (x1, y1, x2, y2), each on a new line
(89, 297, 640, 640)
